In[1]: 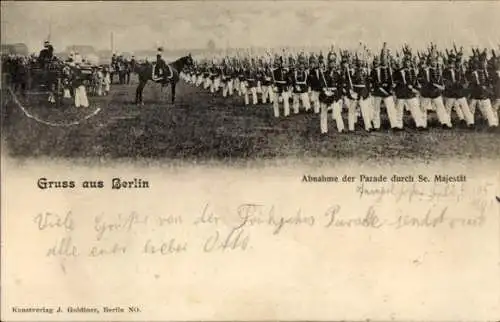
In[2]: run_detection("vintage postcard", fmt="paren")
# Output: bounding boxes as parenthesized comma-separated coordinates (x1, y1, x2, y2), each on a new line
(1, 0, 499, 321)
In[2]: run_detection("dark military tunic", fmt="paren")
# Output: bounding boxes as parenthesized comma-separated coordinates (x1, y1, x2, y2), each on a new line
(393, 68, 418, 99)
(319, 68, 342, 104)
(419, 67, 444, 99)
(371, 66, 393, 98)
(308, 68, 323, 92)
(352, 67, 371, 99)
(468, 69, 491, 100)
(272, 67, 290, 93)
(293, 69, 309, 94)
(261, 67, 273, 87)
(443, 67, 469, 99)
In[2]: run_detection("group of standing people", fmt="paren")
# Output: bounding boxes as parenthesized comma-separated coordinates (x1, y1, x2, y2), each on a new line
(183, 42, 500, 133)
(110, 53, 136, 85)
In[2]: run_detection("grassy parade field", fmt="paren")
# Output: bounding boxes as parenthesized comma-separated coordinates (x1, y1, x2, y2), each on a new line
(1, 76, 499, 164)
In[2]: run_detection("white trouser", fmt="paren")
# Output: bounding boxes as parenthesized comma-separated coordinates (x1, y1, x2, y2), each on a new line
(239, 81, 247, 97)
(470, 99, 499, 127)
(273, 91, 291, 117)
(234, 79, 241, 95)
(493, 99, 500, 113)
(395, 97, 423, 128)
(444, 97, 474, 125)
(195, 76, 203, 86)
(74, 85, 89, 108)
(245, 86, 258, 105)
(261, 85, 274, 104)
(204, 78, 211, 89)
(421, 96, 452, 127)
(310, 91, 321, 113)
(256, 81, 262, 94)
(293, 92, 311, 113)
(346, 97, 372, 131)
(210, 77, 221, 93)
(320, 100, 344, 133)
(222, 80, 233, 97)
(372, 96, 397, 129)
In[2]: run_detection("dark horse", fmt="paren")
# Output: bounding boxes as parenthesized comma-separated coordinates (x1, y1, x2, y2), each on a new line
(134, 54, 194, 105)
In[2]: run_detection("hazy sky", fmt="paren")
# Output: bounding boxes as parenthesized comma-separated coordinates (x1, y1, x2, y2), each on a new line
(1, 1, 499, 53)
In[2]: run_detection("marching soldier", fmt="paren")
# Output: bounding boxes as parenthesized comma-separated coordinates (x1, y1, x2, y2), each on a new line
(418, 48, 452, 128)
(443, 51, 474, 127)
(319, 51, 344, 134)
(203, 60, 212, 90)
(371, 44, 398, 130)
(393, 56, 425, 130)
(308, 53, 322, 113)
(255, 59, 265, 103)
(261, 59, 274, 104)
(221, 58, 234, 97)
(489, 50, 500, 117)
(272, 55, 291, 117)
(343, 54, 372, 132)
(231, 57, 240, 96)
(209, 59, 221, 93)
(292, 53, 311, 114)
(244, 58, 258, 105)
(237, 60, 246, 96)
(468, 50, 498, 127)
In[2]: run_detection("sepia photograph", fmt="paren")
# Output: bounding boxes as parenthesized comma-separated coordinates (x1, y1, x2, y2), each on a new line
(1, 1, 499, 321)
(1, 0, 499, 163)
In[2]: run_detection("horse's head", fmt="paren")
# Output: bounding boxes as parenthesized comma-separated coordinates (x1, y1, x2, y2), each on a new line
(185, 53, 195, 67)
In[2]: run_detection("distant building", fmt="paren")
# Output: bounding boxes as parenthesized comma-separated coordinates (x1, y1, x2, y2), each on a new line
(0, 43, 29, 55)
(64, 45, 96, 56)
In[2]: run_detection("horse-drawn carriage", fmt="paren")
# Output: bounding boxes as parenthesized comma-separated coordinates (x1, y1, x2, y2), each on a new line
(20, 59, 94, 107)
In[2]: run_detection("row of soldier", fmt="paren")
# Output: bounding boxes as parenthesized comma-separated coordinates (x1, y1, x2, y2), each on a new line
(182, 43, 500, 132)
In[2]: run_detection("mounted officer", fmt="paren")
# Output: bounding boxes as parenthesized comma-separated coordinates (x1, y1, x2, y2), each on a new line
(38, 40, 54, 68)
(154, 47, 170, 83)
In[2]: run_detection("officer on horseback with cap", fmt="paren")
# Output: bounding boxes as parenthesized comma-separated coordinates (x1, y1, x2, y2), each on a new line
(154, 47, 170, 82)
(38, 40, 54, 68)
